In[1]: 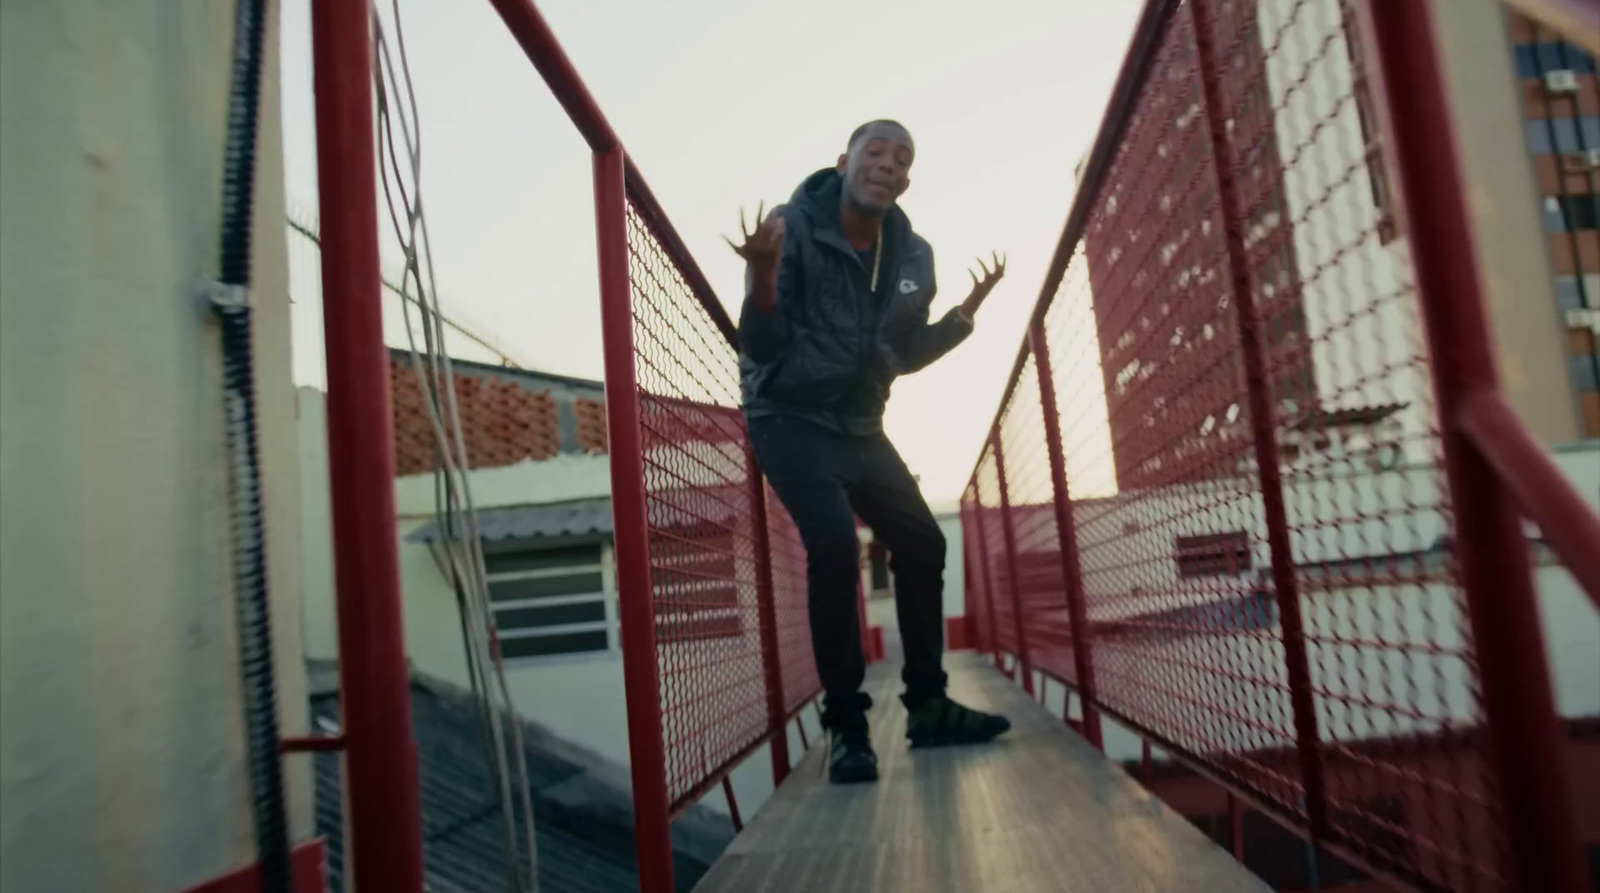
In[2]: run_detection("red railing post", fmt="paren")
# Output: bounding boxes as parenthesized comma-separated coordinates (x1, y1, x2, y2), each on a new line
(960, 511, 979, 649)
(857, 572, 873, 664)
(1029, 322, 1103, 750)
(1362, 2, 1587, 889)
(309, 2, 426, 889)
(969, 481, 1005, 671)
(1228, 794, 1245, 864)
(721, 776, 743, 833)
(1459, 392, 1600, 610)
(991, 432, 1035, 696)
(594, 146, 675, 893)
(1189, 0, 1329, 837)
(745, 463, 791, 787)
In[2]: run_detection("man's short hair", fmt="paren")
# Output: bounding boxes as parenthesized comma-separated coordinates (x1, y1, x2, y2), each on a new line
(847, 119, 913, 153)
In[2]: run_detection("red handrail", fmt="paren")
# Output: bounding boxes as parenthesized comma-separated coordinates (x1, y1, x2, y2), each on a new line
(973, 0, 1184, 464)
(485, 0, 737, 348)
(1459, 391, 1600, 609)
(483, 0, 619, 152)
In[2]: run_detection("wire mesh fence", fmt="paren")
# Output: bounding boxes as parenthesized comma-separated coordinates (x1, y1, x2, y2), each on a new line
(972, 448, 1020, 662)
(304, 0, 1594, 889)
(1200, 2, 1499, 887)
(1051, 0, 1312, 833)
(997, 354, 1078, 684)
(962, 2, 1594, 891)
(623, 197, 821, 814)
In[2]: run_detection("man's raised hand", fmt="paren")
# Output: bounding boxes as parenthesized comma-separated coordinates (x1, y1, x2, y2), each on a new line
(726, 202, 785, 312)
(959, 251, 1007, 320)
(725, 201, 786, 270)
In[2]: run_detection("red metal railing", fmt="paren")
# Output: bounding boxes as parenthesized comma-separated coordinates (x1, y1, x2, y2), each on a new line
(311, 1, 824, 890)
(309, 2, 426, 890)
(493, 6, 827, 892)
(962, 2, 1598, 892)
(311, 0, 1595, 890)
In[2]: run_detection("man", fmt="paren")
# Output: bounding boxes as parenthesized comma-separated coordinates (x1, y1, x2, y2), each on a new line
(726, 120, 1011, 785)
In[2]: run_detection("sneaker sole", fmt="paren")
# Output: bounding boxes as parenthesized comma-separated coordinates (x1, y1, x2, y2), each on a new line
(906, 727, 1011, 750)
(829, 764, 880, 785)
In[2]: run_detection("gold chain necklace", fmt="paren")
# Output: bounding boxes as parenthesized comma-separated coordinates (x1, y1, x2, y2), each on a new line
(870, 224, 883, 292)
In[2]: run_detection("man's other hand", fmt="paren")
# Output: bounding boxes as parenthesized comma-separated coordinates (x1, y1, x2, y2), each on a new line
(959, 251, 1007, 321)
(726, 202, 786, 312)
(725, 202, 786, 271)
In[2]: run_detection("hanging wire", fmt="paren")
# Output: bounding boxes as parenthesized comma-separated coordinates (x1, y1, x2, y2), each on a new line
(372, 4, 540, 889)
(285, 213, 529, 370)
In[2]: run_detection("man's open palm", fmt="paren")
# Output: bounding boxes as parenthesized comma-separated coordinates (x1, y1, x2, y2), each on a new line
(725, 201, 786, 271)
(961, 252, 1007, 319)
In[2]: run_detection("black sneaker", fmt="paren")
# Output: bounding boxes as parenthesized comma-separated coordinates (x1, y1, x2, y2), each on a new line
(827, 726, 879, 785)
(905, 697, 1011, 748)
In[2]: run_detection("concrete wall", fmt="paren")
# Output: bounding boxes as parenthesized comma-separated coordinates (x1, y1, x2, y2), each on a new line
(300, 409, 775, 810)
(297, 389, 340, 665)
(1433, 0, 1583, 445)
(0, 2, 313, 891)
(299, 418, 638, 758)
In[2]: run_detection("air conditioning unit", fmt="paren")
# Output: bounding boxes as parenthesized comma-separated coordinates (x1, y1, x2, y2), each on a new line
(1545, 69, 1580, 94)
(1367, 441, 1403, 472)
(1564, 150, 1600, 172)
(1567, 307, 1600, 335)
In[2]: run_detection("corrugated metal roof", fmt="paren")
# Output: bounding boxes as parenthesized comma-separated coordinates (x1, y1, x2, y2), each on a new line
(406, 484, 755, 545)
(407, 497, 615, 544)
(309, 665, 732, 893)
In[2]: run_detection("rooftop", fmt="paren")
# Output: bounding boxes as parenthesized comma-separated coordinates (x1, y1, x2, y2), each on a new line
(306, 662, 732, 892)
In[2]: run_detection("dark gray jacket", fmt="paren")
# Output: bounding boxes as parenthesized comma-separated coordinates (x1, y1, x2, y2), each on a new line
(738, 169, 972, 435)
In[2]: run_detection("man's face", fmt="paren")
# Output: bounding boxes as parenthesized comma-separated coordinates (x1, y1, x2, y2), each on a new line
(838, 128, 913, 214)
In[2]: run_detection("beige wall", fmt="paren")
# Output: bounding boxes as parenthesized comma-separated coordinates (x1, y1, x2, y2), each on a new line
(0, 2, 313, 891)
(297, 388, 340, 665)
(1433, 0, 1583, 445)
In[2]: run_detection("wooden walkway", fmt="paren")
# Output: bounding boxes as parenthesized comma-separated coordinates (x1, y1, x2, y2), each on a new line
(693, 652, 1272, 893)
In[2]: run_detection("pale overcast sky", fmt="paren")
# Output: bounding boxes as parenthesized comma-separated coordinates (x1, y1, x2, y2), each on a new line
(279, 0, 1142, 504)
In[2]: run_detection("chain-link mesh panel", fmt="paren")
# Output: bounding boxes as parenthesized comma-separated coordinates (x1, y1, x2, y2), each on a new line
(960, 488, 996, 655)
(997, 354, 1078, 685)
(626, 201, 776, 812)
(962, 1, 1531, 889)
(1200, 1, 1497, 887)
(1040, 0, 1312, 834)
(973, 447, 1019, 659)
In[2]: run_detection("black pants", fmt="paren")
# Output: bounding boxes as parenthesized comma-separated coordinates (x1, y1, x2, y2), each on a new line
(749, 414, 948, 729)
